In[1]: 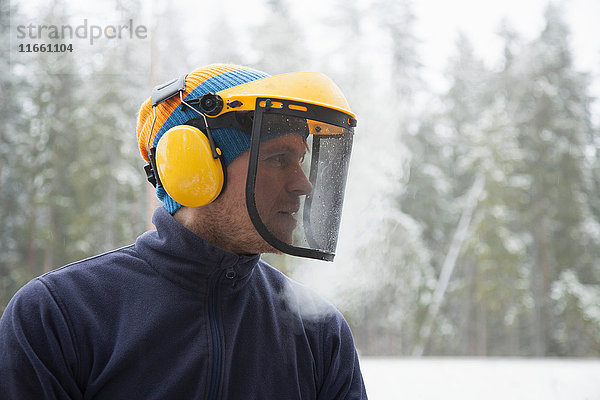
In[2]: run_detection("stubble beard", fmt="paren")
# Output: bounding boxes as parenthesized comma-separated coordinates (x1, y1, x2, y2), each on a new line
(186, 192, 279, 256)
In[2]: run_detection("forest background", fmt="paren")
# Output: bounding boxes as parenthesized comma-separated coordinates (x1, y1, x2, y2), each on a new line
(1, 0, 599, 358)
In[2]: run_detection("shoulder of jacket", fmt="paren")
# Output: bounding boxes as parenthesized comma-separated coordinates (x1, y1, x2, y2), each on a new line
(39, 244, 138, 279)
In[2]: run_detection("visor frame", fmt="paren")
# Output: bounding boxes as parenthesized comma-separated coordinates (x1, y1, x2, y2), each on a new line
(245, 97, 355, 261)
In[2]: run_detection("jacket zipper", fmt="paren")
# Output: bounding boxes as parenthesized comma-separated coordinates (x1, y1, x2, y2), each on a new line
(206, 267, 236, 400)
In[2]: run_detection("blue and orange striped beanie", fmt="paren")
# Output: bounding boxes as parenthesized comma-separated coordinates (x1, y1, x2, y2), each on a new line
(136, 64, 270, 213)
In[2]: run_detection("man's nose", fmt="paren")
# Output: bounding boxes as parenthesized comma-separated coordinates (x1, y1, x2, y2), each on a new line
(287, 165, 313, 196)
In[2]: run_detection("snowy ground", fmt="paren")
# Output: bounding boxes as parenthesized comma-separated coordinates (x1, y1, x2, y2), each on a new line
(360, 357, 600, 400)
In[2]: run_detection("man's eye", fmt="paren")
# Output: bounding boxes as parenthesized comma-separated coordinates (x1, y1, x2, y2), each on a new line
(265, 154, 288, 168)
(262, 151, 305, 168)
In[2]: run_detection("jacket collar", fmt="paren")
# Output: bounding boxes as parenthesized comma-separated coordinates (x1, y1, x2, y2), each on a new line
(135, 207, 260, 292)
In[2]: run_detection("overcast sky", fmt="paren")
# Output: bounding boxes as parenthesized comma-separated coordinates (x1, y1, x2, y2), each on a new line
(193, 0, 600, 114)
(11, 0, 600, 116)
(412, 0, 600, 92)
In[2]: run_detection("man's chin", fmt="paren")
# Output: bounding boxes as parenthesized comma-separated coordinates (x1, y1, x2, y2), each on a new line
(252, 234, 290, 255)
(238, 234, 282, 256)
(260, 245, 283, 255)
(244, 220, 296, 255)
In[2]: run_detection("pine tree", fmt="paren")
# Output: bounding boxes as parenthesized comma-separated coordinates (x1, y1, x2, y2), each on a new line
(0, 0, 32, 310)
(203, 6, 245, 66)
(394, 34, 478, 355)
(504, 5, 598, 355)
(338, 0, 434, 355)
(1, 0, 149, 312)
(505, 4, 598, 355)
(23, 0, 84, 272)
(402, 6, 600, 357)
(75, 0, 147, 253)
(250, 0, 307, 73)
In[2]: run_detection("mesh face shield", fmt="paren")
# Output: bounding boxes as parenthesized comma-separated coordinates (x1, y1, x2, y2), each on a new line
(245, 98, 355, 261)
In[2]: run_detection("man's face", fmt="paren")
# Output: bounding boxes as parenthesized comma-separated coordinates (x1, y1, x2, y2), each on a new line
(184, 133, 312, 255)
(255, 134, 313, 245)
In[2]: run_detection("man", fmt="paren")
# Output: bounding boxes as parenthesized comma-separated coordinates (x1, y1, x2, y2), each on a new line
(0, 64, 366, 399)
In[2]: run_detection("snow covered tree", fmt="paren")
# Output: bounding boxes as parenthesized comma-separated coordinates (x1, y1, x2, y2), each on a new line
(74, 0, 148, 253)
(504, 4, 600, 356)
(0, 0, 85, 287)
(1, 0, 149, 311)
(0, 0, 31, 310)
(336, 0, 433, 355)
(400, 5, 600, 356)
(249, 0, 307, 73)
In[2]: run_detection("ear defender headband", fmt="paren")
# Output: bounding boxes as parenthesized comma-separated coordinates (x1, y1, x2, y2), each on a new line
(144, 75, 226, 207)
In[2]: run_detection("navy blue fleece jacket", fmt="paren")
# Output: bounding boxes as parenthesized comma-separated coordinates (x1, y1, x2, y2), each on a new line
(0, 207, 367, 399)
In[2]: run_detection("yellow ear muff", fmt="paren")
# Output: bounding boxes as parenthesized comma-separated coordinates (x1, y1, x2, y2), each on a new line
(155, 125, 224, 207)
